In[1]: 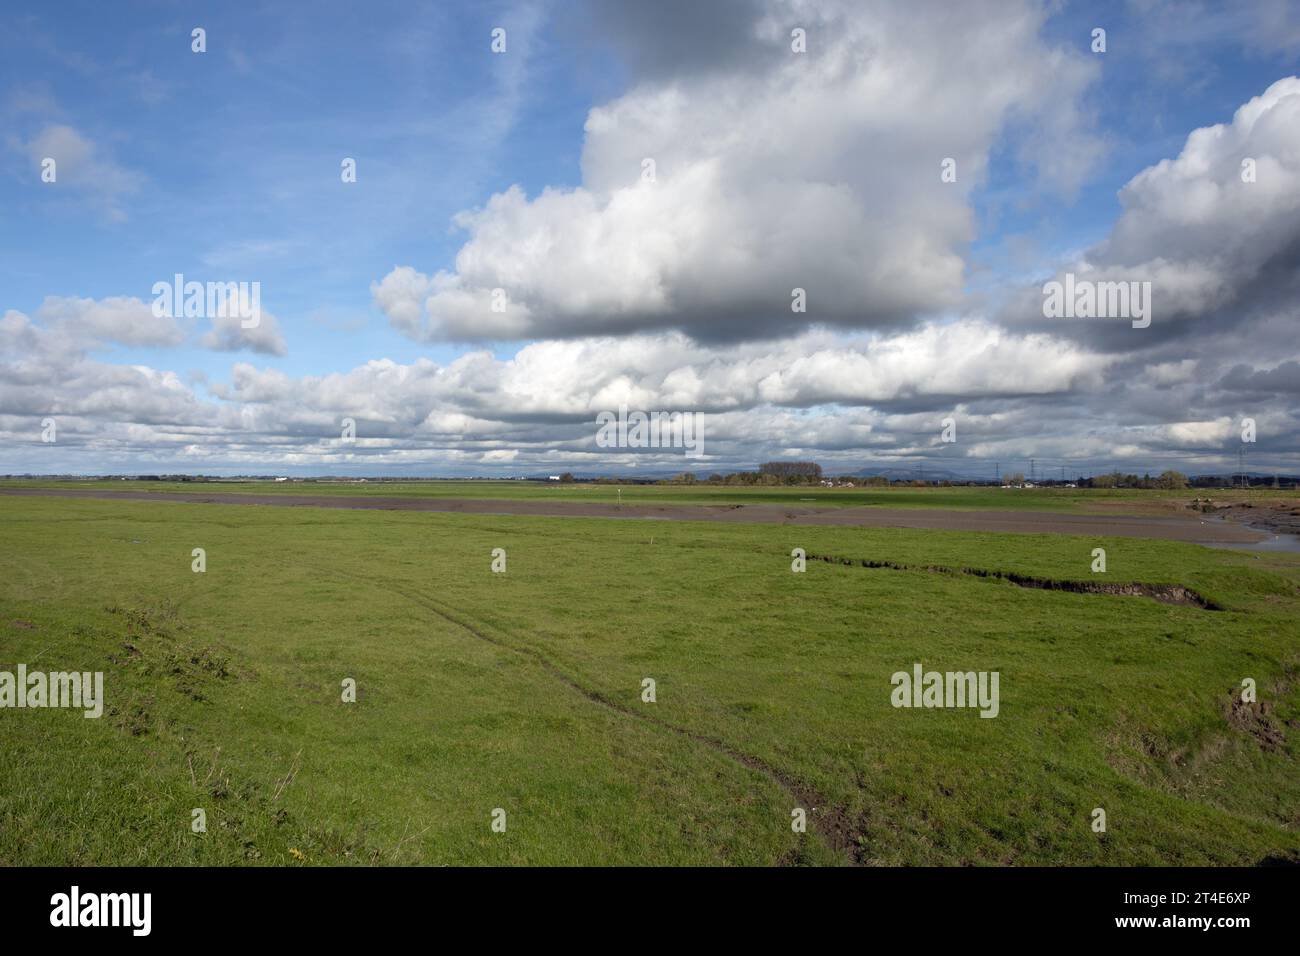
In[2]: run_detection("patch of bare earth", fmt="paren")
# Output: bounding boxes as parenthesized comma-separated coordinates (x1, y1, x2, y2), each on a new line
(1226, 691, 1287, 753)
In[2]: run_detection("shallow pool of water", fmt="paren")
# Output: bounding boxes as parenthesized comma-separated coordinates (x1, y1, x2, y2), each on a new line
(1206, 531, 1300, 554)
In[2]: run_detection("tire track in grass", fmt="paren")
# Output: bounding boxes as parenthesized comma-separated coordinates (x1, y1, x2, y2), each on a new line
(317, 564, 860, 864)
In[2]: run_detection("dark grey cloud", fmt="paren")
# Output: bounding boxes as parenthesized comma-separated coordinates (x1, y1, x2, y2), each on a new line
(376, 0, 1101, 345)
(1219, 360, 1300, 394)
(571, 0, 778, 81)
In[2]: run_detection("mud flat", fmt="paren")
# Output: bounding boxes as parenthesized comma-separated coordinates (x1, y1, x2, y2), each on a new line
(1182, 497, 1300, 552)
(0, 487, 1274, 545)
(1207, 500, 1300, 536)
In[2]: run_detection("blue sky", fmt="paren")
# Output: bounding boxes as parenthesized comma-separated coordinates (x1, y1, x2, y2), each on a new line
(3, 0, 1299, 476)
(2, 0, 590, 378)
(972, 3, 1300, 283)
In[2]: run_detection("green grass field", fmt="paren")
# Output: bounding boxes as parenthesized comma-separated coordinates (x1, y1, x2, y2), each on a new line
(3, 491, 1299, 865)
(2, 477, 1286, 512)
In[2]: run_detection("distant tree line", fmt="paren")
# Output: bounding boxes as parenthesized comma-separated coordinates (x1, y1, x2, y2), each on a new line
(654, 467, 1195, 488)
(661, 462, 830, 486)
(1079, 470, 1188, 489)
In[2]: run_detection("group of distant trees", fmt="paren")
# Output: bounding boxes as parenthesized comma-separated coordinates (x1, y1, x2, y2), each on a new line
(1082, 470, 1188, 489)
(661, 462, 830, 486)
(995, 470, 1189, 489)
(662, 471, 785, 485)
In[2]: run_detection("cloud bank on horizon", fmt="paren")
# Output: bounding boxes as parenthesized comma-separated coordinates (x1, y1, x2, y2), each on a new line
(2, 0, 1299, 477)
